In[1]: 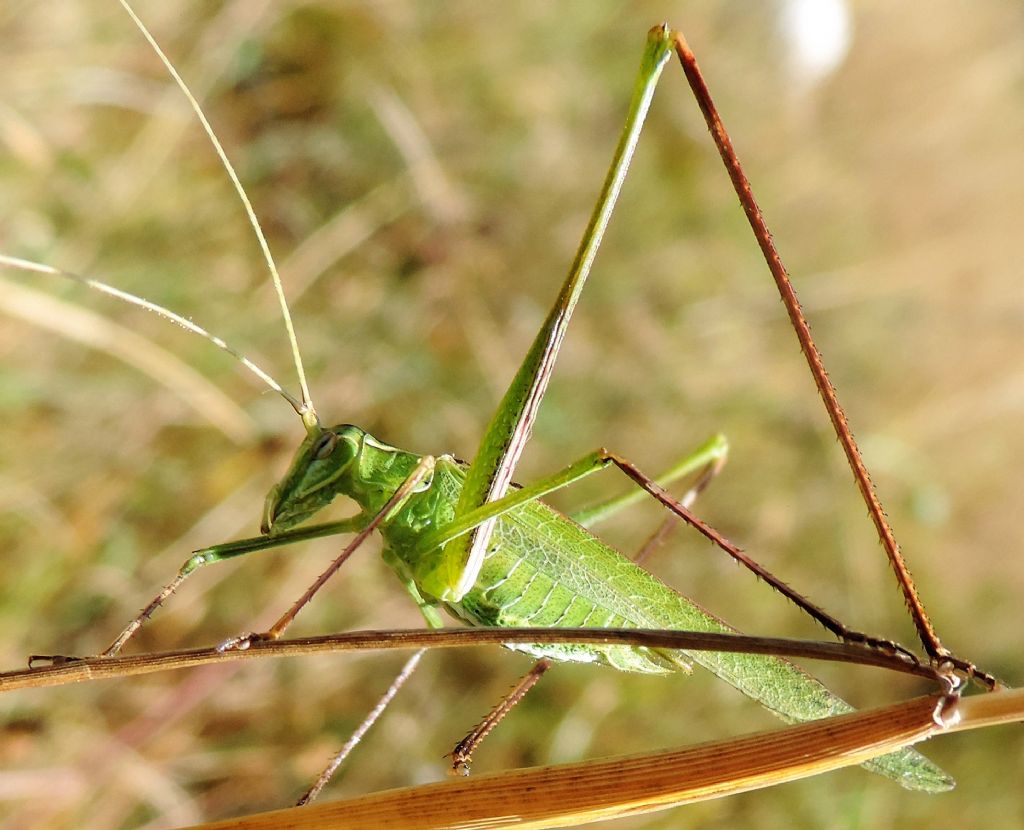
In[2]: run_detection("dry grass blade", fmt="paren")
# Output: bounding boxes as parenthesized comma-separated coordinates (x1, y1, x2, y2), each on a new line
(177, 691, 1024, 830)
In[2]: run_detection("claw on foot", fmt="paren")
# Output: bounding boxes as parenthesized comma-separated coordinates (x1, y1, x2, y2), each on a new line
(446, 739, 475, 777)
(934, 653, 998, 691)
(446, 752, 472, 777)
(931, 692, 962, 728)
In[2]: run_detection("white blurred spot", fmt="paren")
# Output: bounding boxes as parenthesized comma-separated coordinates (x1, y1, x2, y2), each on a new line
(779, 0, 852, 88)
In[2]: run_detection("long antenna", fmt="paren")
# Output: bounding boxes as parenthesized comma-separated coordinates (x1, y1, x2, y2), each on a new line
(0, 254, 302, 414)
(118, 0, 318, 430)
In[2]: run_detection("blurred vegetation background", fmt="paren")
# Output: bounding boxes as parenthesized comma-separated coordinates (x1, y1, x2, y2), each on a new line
(1, 2, 1022, 828)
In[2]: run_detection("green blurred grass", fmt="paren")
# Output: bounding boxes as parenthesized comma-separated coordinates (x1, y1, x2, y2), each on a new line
(1, 2, 1022, 828)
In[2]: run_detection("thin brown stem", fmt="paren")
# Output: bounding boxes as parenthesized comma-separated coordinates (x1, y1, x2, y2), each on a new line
(6, 627, 950, 693)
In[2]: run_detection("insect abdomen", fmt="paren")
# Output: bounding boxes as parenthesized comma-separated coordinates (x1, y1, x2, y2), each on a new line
(436, 493, 690, 673)
(449, 531, 682, 673)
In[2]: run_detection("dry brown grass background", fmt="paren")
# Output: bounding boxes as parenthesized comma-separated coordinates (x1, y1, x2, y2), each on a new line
(1, 2, 1022, 828)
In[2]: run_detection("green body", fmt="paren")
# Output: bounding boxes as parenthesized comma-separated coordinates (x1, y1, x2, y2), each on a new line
(263, 423, 951, 792)
(72, 24, 951, 796)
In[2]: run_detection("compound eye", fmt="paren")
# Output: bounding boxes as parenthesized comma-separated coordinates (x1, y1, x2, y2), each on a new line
(312, 431, 338, 460)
